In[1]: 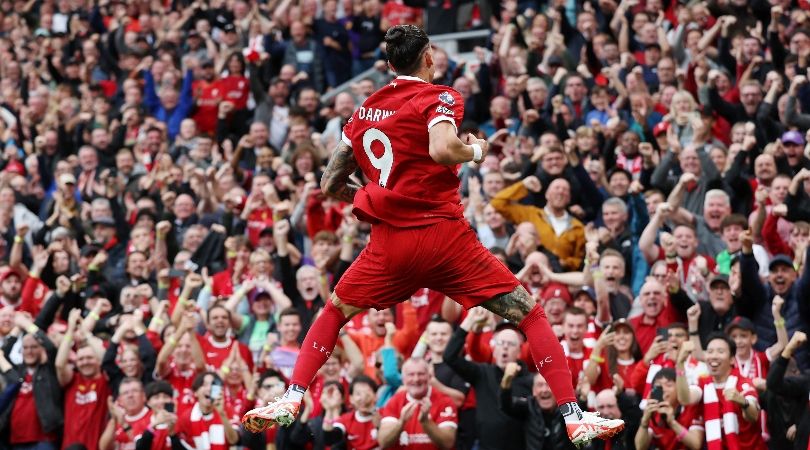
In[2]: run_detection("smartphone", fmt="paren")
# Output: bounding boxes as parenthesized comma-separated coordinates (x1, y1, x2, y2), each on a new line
(656, 327, 669, 340)
(167, 269, 185, 279)
(650, 385, 664, 402)
(165, 402, 175, 413)
(210, 380, 222, 401)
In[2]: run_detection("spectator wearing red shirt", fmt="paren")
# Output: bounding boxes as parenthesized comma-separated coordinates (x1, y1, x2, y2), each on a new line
(176, 372, 240, 450)
(378, 358, 457, 450)
(635, 368, 705, 450)
(0, 315, 63, 449)
(630, 280, 679, 354)
(56, 309, 111, 450)
(133, 380, 179, 450)
(195, 303, 253, 372)
(560, 307, 592, 388)
(677, 335, 765, 450)
(100, 377, 152, 450)
(324, 375, 379, 450)
(156, 313, 206, 418)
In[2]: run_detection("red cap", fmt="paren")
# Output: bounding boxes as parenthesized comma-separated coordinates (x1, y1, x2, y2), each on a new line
(541, 283, 572, 305)
(4, 161, 25, 175)
(0, 266, 22, 282)
(653, 121, 669, 137)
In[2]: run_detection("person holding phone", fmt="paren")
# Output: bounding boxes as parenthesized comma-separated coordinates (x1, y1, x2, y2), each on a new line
(634, 368, 704, 450)
(175, 372, 240, 450)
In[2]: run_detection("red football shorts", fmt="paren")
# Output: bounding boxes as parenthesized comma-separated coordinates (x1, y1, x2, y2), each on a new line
(334, 218, 519, 310)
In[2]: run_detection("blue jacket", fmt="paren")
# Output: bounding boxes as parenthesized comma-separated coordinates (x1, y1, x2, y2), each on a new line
(143, 69, 194, 141)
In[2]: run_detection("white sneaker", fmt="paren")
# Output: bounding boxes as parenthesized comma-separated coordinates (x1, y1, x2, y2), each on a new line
(241, 397, 300, 433)
(566, 411, 625, 447)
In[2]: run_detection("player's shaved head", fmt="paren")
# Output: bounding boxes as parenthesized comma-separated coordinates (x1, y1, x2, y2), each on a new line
(384, 25, 430, 75)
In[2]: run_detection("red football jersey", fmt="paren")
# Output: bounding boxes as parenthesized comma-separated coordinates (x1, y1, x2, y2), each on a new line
(11, 371, 56, 444)
(63, 373, 111, 450)
(342, 76, 466, 227)
(114, 407, 152, 450)
(197, 334, 254, 372)
(648, 404, 704, 450)
(379, 388, 458, 450)
(334, 410, 379, 450)
(162, 361, 199, 418)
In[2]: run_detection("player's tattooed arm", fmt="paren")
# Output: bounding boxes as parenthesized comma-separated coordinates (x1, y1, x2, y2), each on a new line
(481, 286, 535, 324)
(321, 141, 362, 203)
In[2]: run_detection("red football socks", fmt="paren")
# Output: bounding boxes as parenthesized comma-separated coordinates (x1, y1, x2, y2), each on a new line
(289, 301, 350, 389)
(518, 303, 578, 405)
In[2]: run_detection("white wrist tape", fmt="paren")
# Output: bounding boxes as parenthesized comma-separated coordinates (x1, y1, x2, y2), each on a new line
(471, 143, 483, 163)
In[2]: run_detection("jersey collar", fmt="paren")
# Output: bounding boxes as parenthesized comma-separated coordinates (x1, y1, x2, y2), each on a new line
(396, 75, 428, 83)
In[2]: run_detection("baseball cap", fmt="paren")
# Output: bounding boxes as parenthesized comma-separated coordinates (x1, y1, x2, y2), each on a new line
(223, 23, 237, 33)
(80, 243, 101, 258)
(653, 121, 669, 137)
(59, 173, 76, 185)
(84, 284, 106, 299)
(4, 161, 25, 175)
(769, 254, 795, 271)
(541, 283, 572, 305)
(92, 217, 116, 227)
(0, 267, 22, 282)
(188, 29, 200, 38)
(725, 316, 756, 334)
(573, 286, 596, 302)
(708, 273, 730, 288)
(782, 130, 805, 146)
(250, 288, 272, 302)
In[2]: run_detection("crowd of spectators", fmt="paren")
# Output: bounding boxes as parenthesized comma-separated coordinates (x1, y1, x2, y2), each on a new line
(1, 0, 810, 450)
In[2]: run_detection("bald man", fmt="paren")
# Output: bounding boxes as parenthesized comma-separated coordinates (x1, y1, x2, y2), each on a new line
(492, 176, 586, 270)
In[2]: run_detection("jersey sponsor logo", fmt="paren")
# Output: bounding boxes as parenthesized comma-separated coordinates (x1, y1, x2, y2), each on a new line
(438, 91, 455, 105)
(357, 106, 395, 122)
(439, 406, 455, 418)
(75, 389, 99, 405)
(435, 106, 454, 116)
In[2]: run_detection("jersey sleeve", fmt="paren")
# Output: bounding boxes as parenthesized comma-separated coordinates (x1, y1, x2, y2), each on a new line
(341, 116, 355, 148)
(379, 395, 401, 424)
(432, 395, 458, 428)
(420, 88, 465, 133)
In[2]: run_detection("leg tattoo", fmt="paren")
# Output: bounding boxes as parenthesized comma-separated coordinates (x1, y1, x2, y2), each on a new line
(482, 286, 536, 324)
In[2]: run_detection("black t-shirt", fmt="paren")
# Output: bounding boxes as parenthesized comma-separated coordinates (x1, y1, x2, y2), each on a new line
(351, 15, 384, 55)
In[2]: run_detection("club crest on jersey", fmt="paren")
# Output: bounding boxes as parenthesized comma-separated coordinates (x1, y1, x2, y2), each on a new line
(435, 106, 454, 116)
(438, 91, 455, 105)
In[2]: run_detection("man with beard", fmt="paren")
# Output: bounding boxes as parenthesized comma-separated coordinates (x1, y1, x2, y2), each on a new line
(57, 309, 110, 450)
(195, 300, 253, 372)
(676, 335, 764, 450)
(345, 306, 419, 383)
(0, 268, 23, 309)
(501, 370, 577, 450)
(777, 130, 810, 176)
(739, 230, 810, 368)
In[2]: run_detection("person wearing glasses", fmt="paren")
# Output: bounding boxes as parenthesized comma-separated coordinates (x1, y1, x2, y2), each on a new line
(443, 310, 534, 450)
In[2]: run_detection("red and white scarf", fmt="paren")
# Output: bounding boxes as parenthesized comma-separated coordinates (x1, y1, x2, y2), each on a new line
(703, 375, 745, 450)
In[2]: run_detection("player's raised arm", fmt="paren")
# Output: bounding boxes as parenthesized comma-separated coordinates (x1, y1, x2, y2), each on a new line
(428, 122, 488, 166)
(321, 140, 362, 202)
